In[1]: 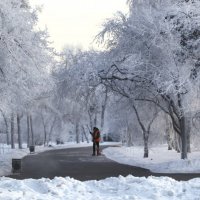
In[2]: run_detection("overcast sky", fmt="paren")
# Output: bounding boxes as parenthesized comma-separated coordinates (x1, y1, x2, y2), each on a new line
(30, 0, 128, 51)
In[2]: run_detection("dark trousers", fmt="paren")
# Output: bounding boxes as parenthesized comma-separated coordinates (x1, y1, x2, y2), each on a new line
(93, 141, 99, 155)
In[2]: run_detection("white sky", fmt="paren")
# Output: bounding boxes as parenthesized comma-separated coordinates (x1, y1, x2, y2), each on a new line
(30, 0, 128, 51)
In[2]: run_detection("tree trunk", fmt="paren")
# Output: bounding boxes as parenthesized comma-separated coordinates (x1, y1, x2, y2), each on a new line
(176, 91, 188, 159)
(0, 109, 9, 145)
(165, 115, 173, 150)
(187, 131, 191, 153)
(17, 113, 22, 149)
(94, 112, 97, 127)
(173, 131, 180, 152)
(30, 115, 34, 146)
(47, 116, 56, 146)
(27, 114, 30, 148)
(127, 124, 133, 147)
(41, 115, 47, 146)
(166, 127, 172, 150)
(185, 116, 191, 153)
(82, 126, 89, 143)
(88, 110, 93, 131)
(101, 105, 105, 130)
(180, 116, 187, 159)
(131, 100, 158, 158)
(6, 126, 9, 145)
(143, 131, 149, 158)
(100, 87, 108, 134)
(81, 130, 84, 142)
(10, 113, 15, 149)
(75, 123, 80, 143)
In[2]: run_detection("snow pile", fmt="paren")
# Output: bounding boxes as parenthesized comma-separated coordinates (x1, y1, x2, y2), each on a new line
(1, 143, 200, 199)
(103, 145, 200, 173)
(0, 175, 200, 200)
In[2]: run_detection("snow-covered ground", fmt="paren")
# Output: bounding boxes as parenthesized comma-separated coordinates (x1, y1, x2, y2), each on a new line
(1, 175, 200, 200)
(1, 142, 200, 200)
(103, 144, 200, 173)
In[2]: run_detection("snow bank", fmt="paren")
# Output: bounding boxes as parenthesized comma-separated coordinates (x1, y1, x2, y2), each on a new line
(0, 175, 200, 200)
(1, 143, 200, 199)
(103, 145, 200, 173)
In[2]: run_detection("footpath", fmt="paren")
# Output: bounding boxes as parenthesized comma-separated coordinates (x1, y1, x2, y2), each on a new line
(8, 146, 200, 181)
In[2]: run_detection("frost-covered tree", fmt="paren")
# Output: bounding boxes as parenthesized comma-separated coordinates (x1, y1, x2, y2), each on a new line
(97, 0, 200, 159)
(0, 0, 54, 112)
(54, 47, 112, 142)
(0, 0, 54, 147)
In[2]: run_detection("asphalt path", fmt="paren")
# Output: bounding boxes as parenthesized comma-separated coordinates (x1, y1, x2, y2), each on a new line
(8, 146, 200, 181)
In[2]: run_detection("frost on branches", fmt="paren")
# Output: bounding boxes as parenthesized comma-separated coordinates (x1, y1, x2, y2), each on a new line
(0, 0, 54, 113)
(97, 0, 200, 159)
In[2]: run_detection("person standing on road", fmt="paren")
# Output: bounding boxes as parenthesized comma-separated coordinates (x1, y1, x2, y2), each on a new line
(90, 127, 101, 156)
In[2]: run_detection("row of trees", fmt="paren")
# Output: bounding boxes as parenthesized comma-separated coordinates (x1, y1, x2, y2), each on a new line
(0, 0, 55, 148)
(54, 0, 200, 159)
(1, 0, 200, 161)
(97, 0, 200, 159)
(53, 48, 109, 143)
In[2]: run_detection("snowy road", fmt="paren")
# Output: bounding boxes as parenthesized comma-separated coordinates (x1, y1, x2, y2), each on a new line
(8, 146, 151, 180)
(8, 146, 200, 181)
